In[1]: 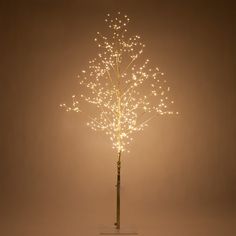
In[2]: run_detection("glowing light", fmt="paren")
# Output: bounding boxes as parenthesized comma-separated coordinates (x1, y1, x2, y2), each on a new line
(60, 13, 178, 153)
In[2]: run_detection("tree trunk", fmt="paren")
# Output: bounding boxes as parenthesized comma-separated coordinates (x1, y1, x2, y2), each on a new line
(115, 151, 121, 229)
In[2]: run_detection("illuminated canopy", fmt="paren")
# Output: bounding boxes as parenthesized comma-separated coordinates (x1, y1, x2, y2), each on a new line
(60, 12, 178, 153)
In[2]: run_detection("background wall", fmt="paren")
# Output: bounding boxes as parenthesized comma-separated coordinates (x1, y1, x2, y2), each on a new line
(1, 0, 235, 235)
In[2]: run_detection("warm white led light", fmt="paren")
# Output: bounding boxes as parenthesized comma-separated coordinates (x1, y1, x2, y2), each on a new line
(60, 13, 178, 153)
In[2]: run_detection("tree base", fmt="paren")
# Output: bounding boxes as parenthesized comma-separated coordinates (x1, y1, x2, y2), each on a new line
(99, 226, 138, 235)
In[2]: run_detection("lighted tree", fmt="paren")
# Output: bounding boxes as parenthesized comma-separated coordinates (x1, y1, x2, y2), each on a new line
(60, 12, 177, 231)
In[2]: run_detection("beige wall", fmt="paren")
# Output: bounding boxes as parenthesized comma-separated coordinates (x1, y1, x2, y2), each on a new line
(1, 1, 235, 235)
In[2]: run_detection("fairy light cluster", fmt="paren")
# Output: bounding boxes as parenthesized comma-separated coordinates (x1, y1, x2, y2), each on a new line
(60, 12, 178, 153)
